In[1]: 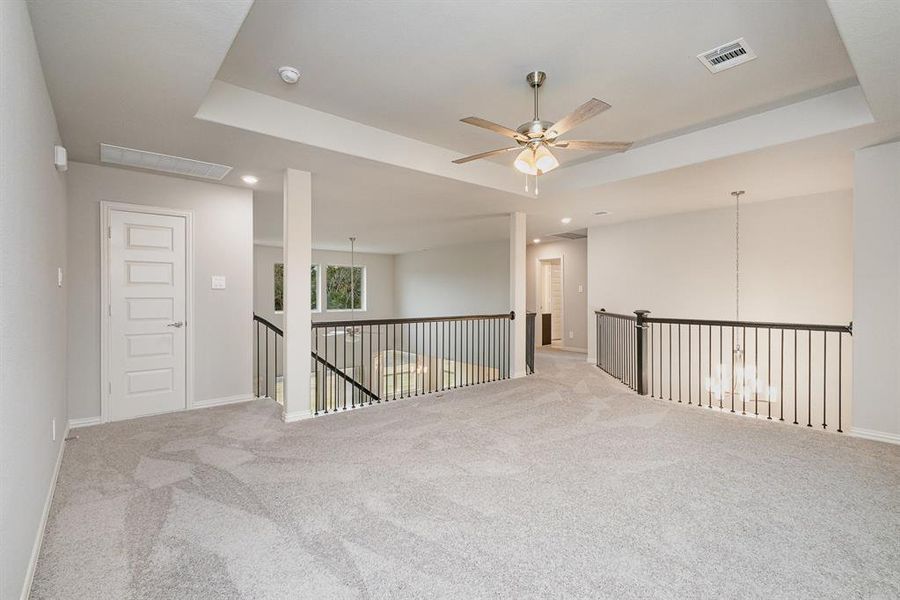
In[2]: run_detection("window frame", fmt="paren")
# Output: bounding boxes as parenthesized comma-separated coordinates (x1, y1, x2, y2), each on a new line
(324, 264, 367, 312)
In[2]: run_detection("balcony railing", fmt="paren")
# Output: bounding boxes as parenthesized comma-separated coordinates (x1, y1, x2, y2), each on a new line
(596, 309, 853, 432)
(310, 312, 516, 415)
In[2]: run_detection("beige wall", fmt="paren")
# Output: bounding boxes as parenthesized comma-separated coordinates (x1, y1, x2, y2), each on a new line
(587, 190, 852, 361)
(526, 238, 588, 351)
(0, 3, 69, 598)
(67, 162, 254, 420)
(394, 240, 510, 318)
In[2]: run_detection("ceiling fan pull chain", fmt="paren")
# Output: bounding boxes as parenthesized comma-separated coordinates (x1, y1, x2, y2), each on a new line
(535, 175, 539, 196)
(524, 174, 529, 193)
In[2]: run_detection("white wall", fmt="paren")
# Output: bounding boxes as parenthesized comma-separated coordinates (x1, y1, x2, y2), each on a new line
(394, 240, 510, 318)
(852, 141, 900, 442)
(67, 162, 254, 420)
(587, 190, 853, 361)
(254, 245, 396, 328)
(526, 238, 588, 351)
(0, 3, 68, 598)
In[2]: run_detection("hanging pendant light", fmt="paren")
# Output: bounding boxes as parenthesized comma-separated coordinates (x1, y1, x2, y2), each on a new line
(705, 191, 777, 408)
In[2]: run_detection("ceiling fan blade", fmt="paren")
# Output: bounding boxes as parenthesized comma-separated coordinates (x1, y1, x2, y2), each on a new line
(452, 146, 520, 164)
(460, 117, 528, 141)
(546, 98, 611, 138)
(552, 140, 632, 152)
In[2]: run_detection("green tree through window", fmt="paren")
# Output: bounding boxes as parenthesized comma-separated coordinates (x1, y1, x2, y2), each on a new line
(326, 266, 364, 310)
(274, 263, 319, 311)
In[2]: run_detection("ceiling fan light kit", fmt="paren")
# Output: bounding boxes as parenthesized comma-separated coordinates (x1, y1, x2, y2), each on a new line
(453, 71, 633, 195)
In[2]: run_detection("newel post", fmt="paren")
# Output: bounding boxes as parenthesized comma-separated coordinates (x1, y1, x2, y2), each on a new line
(634, 310, 650, 395)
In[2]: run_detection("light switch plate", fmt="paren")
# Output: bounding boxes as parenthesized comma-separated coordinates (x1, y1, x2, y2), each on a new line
(57, 267, 63, 287)
(578, 284, 583, 293)
(211, 275, 226, 290)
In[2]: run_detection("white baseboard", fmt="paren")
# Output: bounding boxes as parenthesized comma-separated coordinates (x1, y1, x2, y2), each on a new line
(282, 409, 314, 423)
(191, 394, 255, 409)
(68, 416, 101, 429)
(850, 427, 900, 445)
(20, 423, 68, 600)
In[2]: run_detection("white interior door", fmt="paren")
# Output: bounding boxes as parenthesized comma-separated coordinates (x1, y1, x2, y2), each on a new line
(108, 209, 187, 421)
(549, 263, 562, 340)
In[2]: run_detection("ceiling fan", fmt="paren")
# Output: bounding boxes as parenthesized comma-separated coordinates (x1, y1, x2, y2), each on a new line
(452, 71, 632, 191)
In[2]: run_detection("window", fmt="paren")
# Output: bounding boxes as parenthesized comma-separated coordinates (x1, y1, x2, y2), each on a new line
(326, 265, 364, 310)
(273, 263, 320, 312)
(274, 263, 283, 312)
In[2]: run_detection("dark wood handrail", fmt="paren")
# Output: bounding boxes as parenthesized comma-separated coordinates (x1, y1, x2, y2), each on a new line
(313, 311, 515, 329)
(253, 313, 283, 336)
(643, 316, 852, 334)
(311, 351, 380, 401)
(594, 310, 637, 320)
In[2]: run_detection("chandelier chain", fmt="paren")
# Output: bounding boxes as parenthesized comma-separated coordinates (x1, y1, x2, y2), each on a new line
(732, 191, 744, 323)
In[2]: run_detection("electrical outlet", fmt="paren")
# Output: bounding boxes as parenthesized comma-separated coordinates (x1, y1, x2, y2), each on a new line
(578, 284, 583, 293)
(52, 418, 56, 442)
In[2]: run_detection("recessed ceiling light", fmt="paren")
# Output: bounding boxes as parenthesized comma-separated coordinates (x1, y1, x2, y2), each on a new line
(560, 217, 572, 224)
(241, 175, 259, 185)
(277, 66, 300, 84)
(533, 238, 541, 244)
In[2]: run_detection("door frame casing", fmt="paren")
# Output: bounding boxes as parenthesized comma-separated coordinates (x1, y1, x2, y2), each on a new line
(535, 255, 565, 346)
(100, 201, 194, 423)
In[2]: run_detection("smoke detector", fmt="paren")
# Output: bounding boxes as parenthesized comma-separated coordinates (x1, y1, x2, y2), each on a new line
(697, 38, 756, 73)
(277, 66, 300, 84)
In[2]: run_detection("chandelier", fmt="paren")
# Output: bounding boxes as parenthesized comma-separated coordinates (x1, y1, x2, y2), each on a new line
(705, 191, 777, 408)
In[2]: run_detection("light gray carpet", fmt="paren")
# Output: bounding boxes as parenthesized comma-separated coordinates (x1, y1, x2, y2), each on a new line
(32, 350, 900, 599)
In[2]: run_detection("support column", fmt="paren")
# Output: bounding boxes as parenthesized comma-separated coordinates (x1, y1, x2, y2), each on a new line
(282, 169, 313, 422)
(509, 212, 527, 378)
(852, 141, 900, 443)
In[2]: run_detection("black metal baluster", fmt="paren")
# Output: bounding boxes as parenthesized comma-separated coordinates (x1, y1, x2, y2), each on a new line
(822, 332, 827, 429)
(678, 324, 683, 403)
(256, 321, 260, 398)
(730, 327, 735, 413)
(780, 329, 784, 421)
(741, 327, 746, 415)
(807, 329, 812, 427)
(754, 327, 758, 416)
(837, 334, 843, 433)
(668, 323, 672, 401)
(793, 329, 798, 425)
(708, 326, 712, 408)
(688, 324, 691, 404)
(767, 327, 772, 420)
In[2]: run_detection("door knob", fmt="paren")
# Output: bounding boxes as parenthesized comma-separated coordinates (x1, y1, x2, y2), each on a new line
(167, 321, 184, 328)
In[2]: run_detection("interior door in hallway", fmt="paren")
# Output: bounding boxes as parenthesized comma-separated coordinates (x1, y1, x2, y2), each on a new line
(540, 259, 563, 341)
(108, 209, 187, 421)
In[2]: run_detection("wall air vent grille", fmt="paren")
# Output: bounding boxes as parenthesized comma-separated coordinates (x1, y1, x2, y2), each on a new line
(100, 144, 232, 180)
(697, 38, 757, 73)
(551, 230, 587, 240)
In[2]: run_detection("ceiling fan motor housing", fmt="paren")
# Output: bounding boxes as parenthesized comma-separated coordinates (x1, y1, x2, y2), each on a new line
(517, 120, 553, 142)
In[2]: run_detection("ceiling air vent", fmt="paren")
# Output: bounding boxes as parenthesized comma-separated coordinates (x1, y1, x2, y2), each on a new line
(551, 229, 587, 240)
(697, 38, 756, 73)
(100, 144, 232, 180)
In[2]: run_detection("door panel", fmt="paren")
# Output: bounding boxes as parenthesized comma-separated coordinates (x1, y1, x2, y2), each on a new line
(109, 210, 186, 421)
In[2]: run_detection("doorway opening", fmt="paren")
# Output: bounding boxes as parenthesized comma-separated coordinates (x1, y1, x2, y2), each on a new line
(538, 257, 563, 347)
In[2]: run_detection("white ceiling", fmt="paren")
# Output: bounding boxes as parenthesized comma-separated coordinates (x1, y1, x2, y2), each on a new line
(218, 0, 856, 160)
(26, 0, 899, 254)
